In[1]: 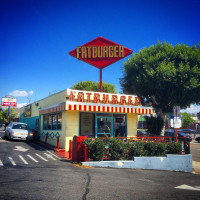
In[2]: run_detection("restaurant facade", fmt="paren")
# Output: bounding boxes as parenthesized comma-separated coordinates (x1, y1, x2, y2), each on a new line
(19, 89, 152, 151)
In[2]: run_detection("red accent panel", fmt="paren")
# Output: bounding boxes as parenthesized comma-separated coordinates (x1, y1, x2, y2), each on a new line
(69, 105, 71, 110)
(142, 109, 144, 114)
(74, 105, 76, 110)
(98, 106, 100, 112)
(79, 105, 82, 110)
(119, 107, 121, 113)
(102, 106, 105, 112)
(149, 109, 151, 114)
(123, 108, 125, 113)
(84, 105, 86, 111)
(111, 107, 113, 113)
(89, 106, 91, 111)
(94, 106, 96, 112)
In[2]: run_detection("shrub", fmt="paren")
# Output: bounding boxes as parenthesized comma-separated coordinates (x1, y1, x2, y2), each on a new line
(83, 138, 106, 161)
(144, 142, 166, 156)
(166, 142, 182, 154)
(127, 141, 145, 159)
(107, 137, 127, 160)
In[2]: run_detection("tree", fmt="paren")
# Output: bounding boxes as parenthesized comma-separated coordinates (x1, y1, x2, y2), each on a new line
(71, 80, 117, 93)
(120, 42, 200, 124)
(0, 107, 17, 123)
(144, 115, 164, 135)
(181, 112, 194, 128)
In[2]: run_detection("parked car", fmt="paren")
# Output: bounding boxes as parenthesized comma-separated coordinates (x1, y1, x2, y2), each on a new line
(137, 130, 150, 137)
(164, 129, 192, 142)
(179, 129, 196, 134)
(5, 122, 34, 141)
(195, 136, 200, 143)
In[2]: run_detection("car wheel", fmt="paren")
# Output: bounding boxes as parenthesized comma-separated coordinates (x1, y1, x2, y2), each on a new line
(8, 134, 11, 141)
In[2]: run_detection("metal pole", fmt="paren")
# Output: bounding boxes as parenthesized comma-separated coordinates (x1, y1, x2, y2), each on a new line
(176, 128, 178, 142)
(8, 106, 10, 123)
(100, 68, 102, 92)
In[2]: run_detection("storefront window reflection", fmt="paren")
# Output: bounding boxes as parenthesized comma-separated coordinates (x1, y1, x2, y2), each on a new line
(43, 112, 62, 130)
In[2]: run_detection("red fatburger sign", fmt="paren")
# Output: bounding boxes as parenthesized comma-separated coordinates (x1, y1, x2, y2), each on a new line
(69, 36, 133, 69)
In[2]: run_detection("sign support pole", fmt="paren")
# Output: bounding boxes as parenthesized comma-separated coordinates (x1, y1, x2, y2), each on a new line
(8, 106, 10, 123)
(100, 68, 102, 92)
(176, 128, 177, 142)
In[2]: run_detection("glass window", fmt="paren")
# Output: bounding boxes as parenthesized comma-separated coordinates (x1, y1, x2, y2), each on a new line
(80, 112, 95, 137)
(52, 114, 57, 130)
(47, 115, 52, 130)
(43, 113, 62, 130)
(97, 117, 112, 137)
(113, 114, 127, 137)
(43, 115, 47, 130)
(57, 113, 62, 130)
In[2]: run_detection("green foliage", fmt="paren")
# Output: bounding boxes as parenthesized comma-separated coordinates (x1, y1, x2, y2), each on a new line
(120, 42, 200, 115)
(0, 107, 17, 123)
(143, 142, 165, 156)
(144, 116, 164, 135)
(71, 80, 117, 93)
(166, 142, 182, 154)
(180, 112, 194, 128)
(107, 137, 127, 160)
(128, 141, 145, 159)
(83, 138, 106, 161)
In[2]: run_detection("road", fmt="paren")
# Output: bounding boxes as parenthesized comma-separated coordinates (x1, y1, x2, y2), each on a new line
(0, 131, 200, 200)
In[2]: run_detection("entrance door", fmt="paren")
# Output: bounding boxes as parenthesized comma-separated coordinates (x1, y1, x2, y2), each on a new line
(95, 116, 113, 138)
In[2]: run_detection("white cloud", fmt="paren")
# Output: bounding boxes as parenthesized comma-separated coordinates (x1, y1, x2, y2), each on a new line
(181, 104, 200, 115)
(9, 90, 34, 97)
(17, 103, 27, 108)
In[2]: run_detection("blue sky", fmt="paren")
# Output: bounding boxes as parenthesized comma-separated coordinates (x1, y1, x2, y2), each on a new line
(0, 0, 200, 113)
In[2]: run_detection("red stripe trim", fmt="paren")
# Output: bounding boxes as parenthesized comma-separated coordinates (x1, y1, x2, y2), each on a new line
(107, 107, 109, 112)
(119, 107, 121, 113)
(123, 108, 125, 113)
(127, 108, 129, 113)
(149, 109, 151, 114)
(79, 105, 81, 110)
(94, 106, 96, 112)
(111, 107, 113, 113)
(89, 106, 91, 111)
(135, 108, 137, 113)
(98, 106, 100, 112)
(142, 109, 144, 114)
(74, 105, 76, 110)
(84, 105, 86, 111)
(69, 105, 71, 110)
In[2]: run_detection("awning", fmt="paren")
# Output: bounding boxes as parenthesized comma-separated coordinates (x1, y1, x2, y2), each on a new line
(39, 103, 66, 115)
(66, 101, 152, 114)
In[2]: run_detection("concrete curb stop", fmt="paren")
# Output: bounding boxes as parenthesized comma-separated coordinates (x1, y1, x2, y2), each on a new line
(82, 154, 193, 173)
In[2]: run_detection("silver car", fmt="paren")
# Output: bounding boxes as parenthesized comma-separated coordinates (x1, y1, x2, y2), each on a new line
(5, 122, 34, 141)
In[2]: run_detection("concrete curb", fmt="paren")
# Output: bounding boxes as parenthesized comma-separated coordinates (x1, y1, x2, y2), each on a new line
(82, 154, 193, 173)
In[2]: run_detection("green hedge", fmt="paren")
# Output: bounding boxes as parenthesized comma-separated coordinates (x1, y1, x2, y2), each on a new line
(83, 138, 182, 161)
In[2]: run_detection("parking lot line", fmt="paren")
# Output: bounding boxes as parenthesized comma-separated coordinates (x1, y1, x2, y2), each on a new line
(44, 153, 56, 160)
(35, 153, 48, 161)
(8, 157, 16, 166)
(19, 155, 28, 165)
(27, 155, 38, 163)
(0, 160, 3, 166)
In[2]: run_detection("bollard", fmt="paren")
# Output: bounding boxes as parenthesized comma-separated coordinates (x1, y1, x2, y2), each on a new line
(69, 140, 72, 159)
(57, 136, 59, 149)
(45, 133, 49, 144)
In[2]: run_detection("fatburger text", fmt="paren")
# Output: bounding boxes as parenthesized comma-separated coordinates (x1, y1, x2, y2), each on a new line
(67, 90, 141, 106)
(76, 45, 124, 59)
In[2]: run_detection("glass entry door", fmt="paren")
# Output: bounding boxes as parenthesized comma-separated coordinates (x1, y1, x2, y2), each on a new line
(95, 116, 113, 138)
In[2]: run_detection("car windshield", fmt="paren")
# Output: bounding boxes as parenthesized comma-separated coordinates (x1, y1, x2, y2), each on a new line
(12, 124, 29, 130)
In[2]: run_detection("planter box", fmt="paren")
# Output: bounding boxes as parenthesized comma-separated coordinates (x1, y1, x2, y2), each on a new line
(82, 154, 192, 173)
